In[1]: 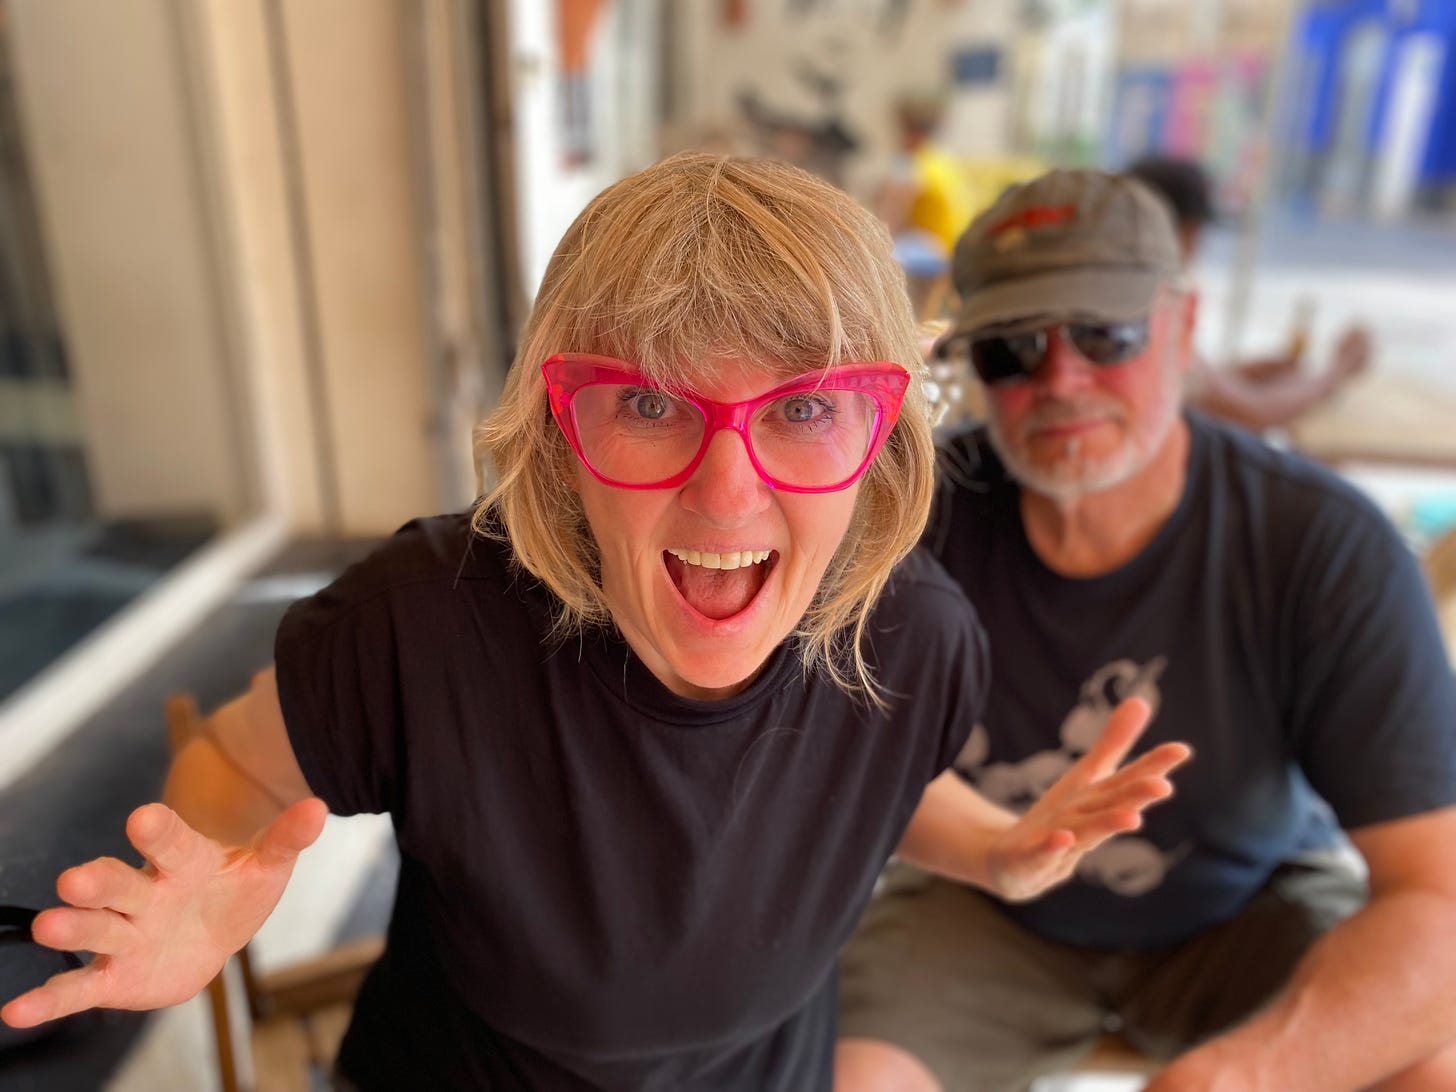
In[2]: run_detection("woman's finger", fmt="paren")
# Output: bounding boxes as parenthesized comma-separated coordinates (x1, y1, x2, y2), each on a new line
(31, 906, 138, 957)
(1064, 774, 1177, 821)
(1114, 741, 1193, 781)
(0, 966, 106, 1029)
(1059, 699, 1153, 789)
(1063, 809, 1144, 851)
(57, 856, 152, 917)
(251, 797, 328, 871)
(126, 803, 206, 877)
(1074, 744, 1191, 806)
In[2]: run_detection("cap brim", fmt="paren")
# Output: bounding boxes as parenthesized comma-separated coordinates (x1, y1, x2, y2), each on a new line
(947, 267, 1164, 339)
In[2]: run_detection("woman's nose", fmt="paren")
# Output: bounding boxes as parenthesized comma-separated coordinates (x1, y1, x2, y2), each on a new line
(679, 428, 772, 526)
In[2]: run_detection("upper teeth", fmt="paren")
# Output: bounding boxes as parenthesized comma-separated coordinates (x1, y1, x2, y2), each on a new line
(667, 548, 772, 571)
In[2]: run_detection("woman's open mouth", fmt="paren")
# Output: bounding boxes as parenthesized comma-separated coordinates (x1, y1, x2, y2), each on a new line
(663, 548, 776, 621)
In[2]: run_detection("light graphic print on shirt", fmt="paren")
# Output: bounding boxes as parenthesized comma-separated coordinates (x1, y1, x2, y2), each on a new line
(956, 656, 1191, 897)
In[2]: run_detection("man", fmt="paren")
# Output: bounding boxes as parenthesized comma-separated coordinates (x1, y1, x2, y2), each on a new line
(1126, 154, 1371, 434)
(835, 169, 1456, 1091)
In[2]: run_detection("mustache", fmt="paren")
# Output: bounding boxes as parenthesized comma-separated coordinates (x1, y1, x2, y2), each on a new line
(1019, 399, 1127, 433)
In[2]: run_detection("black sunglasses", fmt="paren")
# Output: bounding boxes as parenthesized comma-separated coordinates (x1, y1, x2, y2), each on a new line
(945, 318, 1152, 386)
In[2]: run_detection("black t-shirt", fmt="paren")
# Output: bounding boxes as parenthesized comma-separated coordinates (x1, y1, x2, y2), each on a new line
(274, 513, 986, 1090)
(929, 413, 1456, 949)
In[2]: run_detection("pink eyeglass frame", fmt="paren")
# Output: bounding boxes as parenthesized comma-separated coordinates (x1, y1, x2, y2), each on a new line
(541, 352, 911, 493)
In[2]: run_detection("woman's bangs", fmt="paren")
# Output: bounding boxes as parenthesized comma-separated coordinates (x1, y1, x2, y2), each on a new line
(582, 267, 848, 391)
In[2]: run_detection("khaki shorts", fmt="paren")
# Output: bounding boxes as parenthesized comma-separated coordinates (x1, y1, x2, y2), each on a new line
(838, 853, 1367, 1092)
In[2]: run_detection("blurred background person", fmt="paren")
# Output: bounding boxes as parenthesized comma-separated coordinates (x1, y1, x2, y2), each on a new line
(1127, 154, 1373, 434)
(873, 94, 967, 321)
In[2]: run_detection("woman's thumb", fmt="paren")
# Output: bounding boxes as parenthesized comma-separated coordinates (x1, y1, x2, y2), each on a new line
(253, 797, 328, 870)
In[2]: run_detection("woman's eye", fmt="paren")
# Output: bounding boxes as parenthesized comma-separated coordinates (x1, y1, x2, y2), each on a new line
(781, 396, 828, 423)
(629, 391, 669, 419)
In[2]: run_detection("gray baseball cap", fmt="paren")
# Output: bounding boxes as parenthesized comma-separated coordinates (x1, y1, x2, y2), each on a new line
(946, 169, 1181, 339)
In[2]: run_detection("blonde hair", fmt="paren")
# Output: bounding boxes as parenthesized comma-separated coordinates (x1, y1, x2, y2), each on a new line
(475, 152, 934, 698)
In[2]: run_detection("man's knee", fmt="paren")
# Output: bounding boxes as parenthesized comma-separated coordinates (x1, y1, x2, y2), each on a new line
(834, 1038, 942, 1092)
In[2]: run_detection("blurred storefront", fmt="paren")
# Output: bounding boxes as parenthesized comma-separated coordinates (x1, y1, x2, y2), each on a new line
(1104, 0, 1293, 211)
(1102, 0, 1456, 222)
(1281, 0, 1456, 220)
(1014, 0, 1118, 165)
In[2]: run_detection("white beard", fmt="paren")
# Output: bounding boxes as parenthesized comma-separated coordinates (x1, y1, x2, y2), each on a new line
(987, 369, 1182, 503)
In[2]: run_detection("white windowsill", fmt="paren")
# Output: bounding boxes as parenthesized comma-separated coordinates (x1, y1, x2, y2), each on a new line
(0, 516, 289, 790)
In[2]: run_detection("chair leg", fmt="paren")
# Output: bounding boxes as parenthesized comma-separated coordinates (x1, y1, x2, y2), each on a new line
(165, 694, 202, 755)
(206, 972, 243, 1092)
(238, 944, 266, 1019)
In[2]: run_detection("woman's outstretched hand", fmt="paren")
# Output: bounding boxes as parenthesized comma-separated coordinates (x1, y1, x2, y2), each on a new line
(1, 797, 327, 1028)
(988, 698, 1191, 902)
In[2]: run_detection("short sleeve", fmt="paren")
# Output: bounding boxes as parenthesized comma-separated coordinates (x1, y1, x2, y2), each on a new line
(1286, 500, 1456, 829)
(935, 603, 989, 776)
(274, 585, 404, 817)
(875, 547, 991, 785)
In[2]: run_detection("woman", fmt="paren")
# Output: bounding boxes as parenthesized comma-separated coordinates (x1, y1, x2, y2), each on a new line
(1, 154, 1186, 1090)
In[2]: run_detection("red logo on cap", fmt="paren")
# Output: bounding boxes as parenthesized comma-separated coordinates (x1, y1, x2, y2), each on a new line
(988, 203, 1076, 239)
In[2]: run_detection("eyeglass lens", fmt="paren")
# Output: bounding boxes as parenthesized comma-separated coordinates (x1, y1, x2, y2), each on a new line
(965, 319, 1150, 385)
(568, 383, 879, 487)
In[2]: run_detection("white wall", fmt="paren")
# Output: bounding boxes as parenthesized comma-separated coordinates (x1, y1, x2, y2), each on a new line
(192, 0, 325, 530)
(8, 0, 254, 524)
(8, 0, 457, 538)
(273, 0, 441, 533)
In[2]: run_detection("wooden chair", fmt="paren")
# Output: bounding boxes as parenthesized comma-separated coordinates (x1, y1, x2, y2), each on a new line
(1424, 526, 1456, 600)
(1029, 1032, 1155, 1090)
(1423, 527, 1456, 665)
(166, 694, 384, 1092)
(1079, 1031, 1156, 1074)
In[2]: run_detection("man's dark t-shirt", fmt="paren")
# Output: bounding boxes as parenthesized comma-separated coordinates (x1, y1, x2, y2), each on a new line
(274, 514, 986, 1090)
(928, 413, 1456, 949)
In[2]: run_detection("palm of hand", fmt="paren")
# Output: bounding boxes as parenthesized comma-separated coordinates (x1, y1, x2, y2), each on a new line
(986, 698, 1191, 903)
(86, 841, 296, 1009)
(0, 798, 326, 1027)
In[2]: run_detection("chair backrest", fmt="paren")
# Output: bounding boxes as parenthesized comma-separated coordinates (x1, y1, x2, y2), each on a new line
(165, 691, 384, 1092)
(165, 693, 250, 1092)
(1425, 526, 1456, 603)
(1424, 528, 1456, 665)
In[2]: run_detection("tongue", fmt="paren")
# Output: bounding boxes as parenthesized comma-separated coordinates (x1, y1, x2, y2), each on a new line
(668, 556, 765, 620)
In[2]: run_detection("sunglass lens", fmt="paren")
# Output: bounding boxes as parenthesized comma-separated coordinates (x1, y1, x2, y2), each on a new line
(1068, 320, 1150, 365)
(969, 333, 1043, 385)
